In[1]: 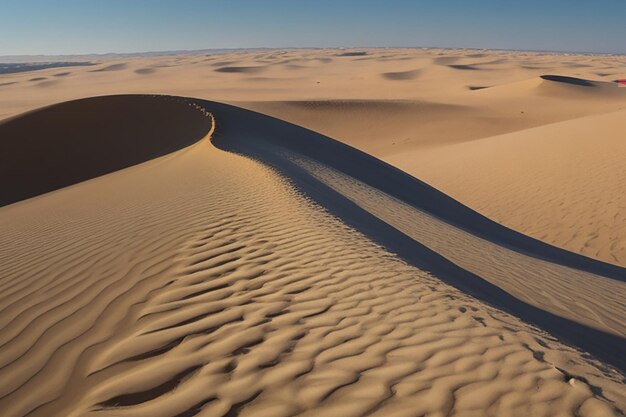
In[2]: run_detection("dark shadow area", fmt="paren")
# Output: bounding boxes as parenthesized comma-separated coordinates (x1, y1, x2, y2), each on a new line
(214, 66, 266, 74)
(381, 69, 421, 81)
(0, 95, 211, 207)
(448, 64, 480, 70)
(336, 51, 368, 57)
(540, 75, 595, 87)
(135, 68, 157, 75)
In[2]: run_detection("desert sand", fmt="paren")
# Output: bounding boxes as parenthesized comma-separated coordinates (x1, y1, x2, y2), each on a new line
(0, 48, 625, 416)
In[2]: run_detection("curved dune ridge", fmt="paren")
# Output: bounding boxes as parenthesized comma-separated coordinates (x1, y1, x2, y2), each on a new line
(470, 74, 625, 97)
(0, 95, 212, 207)
(0, 95, 624, 417)
(535, 75, 625, 98)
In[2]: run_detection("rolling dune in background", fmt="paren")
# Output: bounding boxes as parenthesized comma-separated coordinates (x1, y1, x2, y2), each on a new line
(0, 95, 624, 417)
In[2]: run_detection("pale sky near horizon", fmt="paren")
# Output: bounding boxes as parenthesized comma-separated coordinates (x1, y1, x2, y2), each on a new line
(1, 0, 625, 56)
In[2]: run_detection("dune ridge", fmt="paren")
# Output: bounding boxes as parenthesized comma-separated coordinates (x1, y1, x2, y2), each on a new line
(0, 95, 624, 417)
(204, 101, 626, 356)
(0, 95, 212, 207)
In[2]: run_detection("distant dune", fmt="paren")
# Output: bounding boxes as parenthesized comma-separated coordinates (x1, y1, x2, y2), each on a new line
(214, 65, 267, 74)
(336, 51, 368, 57)
(0, 61, 94, 75)
(380, 69, 421, 80)
(90, 63, 128, 72)
(134, 67, 157, 75)
(0, 95, 211, 206)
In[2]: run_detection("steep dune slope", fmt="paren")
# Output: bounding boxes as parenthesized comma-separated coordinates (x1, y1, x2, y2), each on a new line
(0, 95, 211, 206)
(0, 96, 624, 417)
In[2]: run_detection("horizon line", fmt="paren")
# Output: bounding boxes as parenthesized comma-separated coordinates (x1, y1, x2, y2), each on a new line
(2, 45, 625, 60)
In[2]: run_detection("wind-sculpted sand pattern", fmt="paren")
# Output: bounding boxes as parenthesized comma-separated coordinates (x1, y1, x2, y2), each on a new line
(0, 96, 624, 417)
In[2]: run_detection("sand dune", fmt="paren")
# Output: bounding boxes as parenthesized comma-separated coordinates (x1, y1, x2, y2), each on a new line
(393, 108, 626, 267)
(447, 64, 481, 71)
(91, 63, 128, 72)
(215, 66, 267, 74)
(381, 69, 421, 80)
(466, 74, 625, 99)
(243, 75, 625, 157)
(0, 95, 624, 417)
(0, 61, 94, 74)
(206, 101, 626, 357)
(336, 51, 368, 57)
(135, 68, 157, 75)
(0, 95, 211, 206)
(241, 100, 472, 153)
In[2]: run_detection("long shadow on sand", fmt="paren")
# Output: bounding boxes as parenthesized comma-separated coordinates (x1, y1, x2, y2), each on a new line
(204, 100, 626, 373)
(541, 75, 596, 87)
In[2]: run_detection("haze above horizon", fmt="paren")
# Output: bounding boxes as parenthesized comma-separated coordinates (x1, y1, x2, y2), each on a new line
(1, 0, 625, 56)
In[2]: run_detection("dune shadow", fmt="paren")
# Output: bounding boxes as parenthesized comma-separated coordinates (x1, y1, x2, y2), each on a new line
(210, 60, 239, 67)
(215, 66, 266, 74)
(135, 68, 157, 75)
(540, 75, 595, 87)
(381, 69, 421, 81)
(0, 95, 212, 207)
(33, 80, 59, 88)
(336, 51, 368, 57)
(448, 64, 480, 71)
(203, 100, 626, 372)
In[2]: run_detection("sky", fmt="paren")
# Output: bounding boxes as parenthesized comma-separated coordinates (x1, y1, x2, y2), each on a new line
(1, 0, 625, 56)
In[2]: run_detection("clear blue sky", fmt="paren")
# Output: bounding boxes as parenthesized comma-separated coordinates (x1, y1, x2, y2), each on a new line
(1, 0, 625, 56)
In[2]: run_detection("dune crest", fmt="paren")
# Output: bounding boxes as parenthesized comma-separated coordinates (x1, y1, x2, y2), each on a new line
(0, 95, 212, 207)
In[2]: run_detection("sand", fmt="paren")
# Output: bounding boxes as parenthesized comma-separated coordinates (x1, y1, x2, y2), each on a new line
(1, 48, 625, 416)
